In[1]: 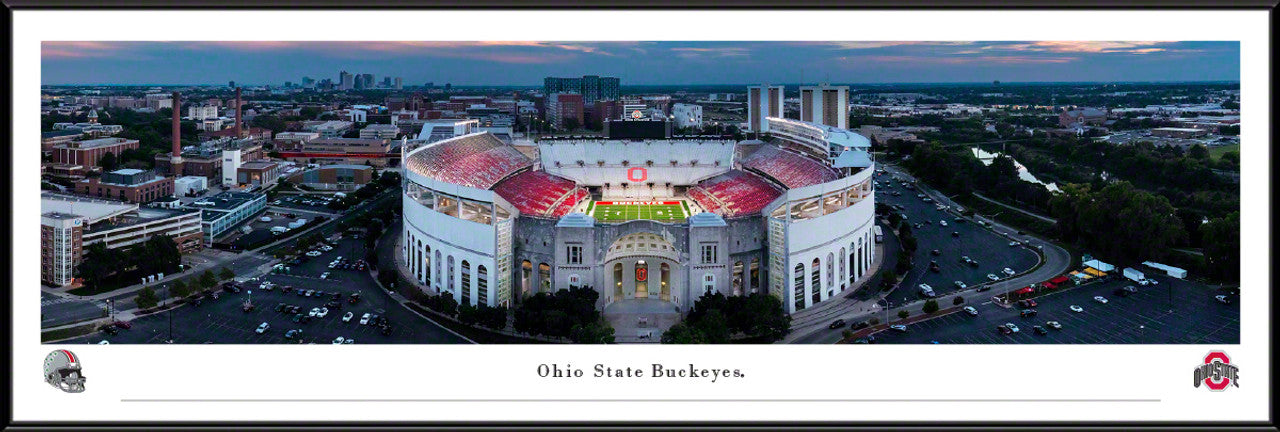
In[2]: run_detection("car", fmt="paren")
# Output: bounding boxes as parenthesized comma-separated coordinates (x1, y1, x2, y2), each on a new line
(1005, 323, 1020, 333)
(316, 307, 329, 318)
(1033, 325, 1048, 335)
(308, 307, 320, 317)
(997, 325, 1013, 335)
(360, 313, 371, 325)
(306, 251, 322, 257)
(954, 281, 967, 289)
(305, 289, 315, 297)
(100, 326, 119, 335)
(321, 245, 333, 252)
(987, 274, 1000, 281)
(275, 303, 287, 312)
(961, 256, 972, 264)
(289, 305, 302, 314)
(113, 320, 132, 330)
(922, 198, 933, 203)
(256, 322, 270, 334)
(976, 286, 992, 292)
(326, 300, 342, 309)
(916, 193, 926, 198)
(343, 339, 355, 344)
(314, 290, 326, 297)
(939, 220, 948, 227)
(1046, 321, 1062, 330)
(889, 324, 908, 332)
(320, 272, 331, 280)
(1215, 295, 1232, 304)
(892, 191, 901, 196)
(1114, 287, 1133, 297)
(98, 340, 110, 345)
(852, 338, 870, 344)
(292, 313, 303, 322)
(1017, 299, 1038, 308)
(963, 306, 978, 316)
(914, 223, 922, 229)
(1020, 309, 1038, 317)
(1069, 305, 1084, 313)
(924, 220, 932, 225)
(301, 315, 314, 324)
(343, 311, 355, 322)
(332, 293, 343, 300)
(930, 249, 941, 256)
(851, 321, 869, 330)
(952, 231, 960, 237)
(1002, 267, 1015, 276)
(1094, 296, 1109, 304)
(332, 337, 346, 344)
(297, 289, 308, 297)
(282, 285, 294, 293)
(1026, 300, 1038, 308)
(348, 294, 361, 304)
(929, 261, 940, 273)
(1008, 241, 1021, 247)
(828, 319, 846, 329)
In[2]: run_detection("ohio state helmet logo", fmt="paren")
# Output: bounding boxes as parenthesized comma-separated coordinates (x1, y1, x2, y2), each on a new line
(44, 349, 86, 393)
(1193, 351, 1239, 391)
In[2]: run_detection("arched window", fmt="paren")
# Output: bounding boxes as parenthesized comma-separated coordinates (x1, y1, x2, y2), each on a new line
(521, 260, 533, 297)
(477, 265, 488, 305)
(732, 261, 744, 296)
(539, 263, 551, 292)
(793, 264, 805, 310)
(839, 247, 847, 288)
(423, 245, 432, 287)
(826, 253, 835, 288)
(447, 255, 455, 295)
(613, 263, 624, 299)
(811, 258, 821, 303)
(749, 258, 760, 294)
(435, 251, 442, 289)
(459, 259, 469, 304)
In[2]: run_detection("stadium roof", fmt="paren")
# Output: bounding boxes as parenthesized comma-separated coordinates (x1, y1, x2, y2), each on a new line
(832, 150, 873, 169)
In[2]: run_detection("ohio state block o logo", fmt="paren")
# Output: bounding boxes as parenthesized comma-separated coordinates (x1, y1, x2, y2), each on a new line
(635, 267, 647, 282)
(628, 167, 648, 182)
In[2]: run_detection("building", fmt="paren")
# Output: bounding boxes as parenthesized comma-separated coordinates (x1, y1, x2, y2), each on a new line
(799, 84, 849, 130)
(339, 71, 354, 90)
(1059, 108, 1108, 128)
(671, 103, 704, 129)
(360, 124, 401, 139)
(400, 121, 876, 341)
(188, 105, 219, 120)
(278, 137, 395, 167)
(1151, 127, 1210, 139)
(286, 164, 374, 191)
(41, 193, 203, 286)
(360, 74, 375, 90)
(42, 130, 83, 153)
(306, 120, 355, 138)
(174, 176, 208, 197)
(543, 75, 620, 105)
(273, 131, 321, 151)
(548, 93, 585, 130)
(186, 191, 267, 244)
(74, 169, 175, 204)
(747, 84, 784, 133)
(415, 119, 478, 143)
(235, 161, 282, 188)
(51, 137, 140, 167)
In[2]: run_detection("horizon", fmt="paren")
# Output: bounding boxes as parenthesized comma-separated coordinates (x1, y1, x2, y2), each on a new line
(41, 79, 1243, 88)
(42, 41, 1240, 87)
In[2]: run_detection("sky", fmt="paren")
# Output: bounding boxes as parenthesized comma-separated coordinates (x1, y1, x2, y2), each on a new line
(41, 41, 1239, 86)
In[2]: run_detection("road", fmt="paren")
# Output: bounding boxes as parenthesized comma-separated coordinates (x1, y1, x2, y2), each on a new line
(787, 164, 1073, 344)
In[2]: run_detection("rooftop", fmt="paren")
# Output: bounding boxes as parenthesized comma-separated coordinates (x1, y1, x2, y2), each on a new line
(186, 191, 264, 212)
(89, 206, 200, 233)
(42, 192, 137, 222)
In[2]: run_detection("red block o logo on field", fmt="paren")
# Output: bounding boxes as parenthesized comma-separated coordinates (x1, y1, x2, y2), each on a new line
(627, 167, 648, 182)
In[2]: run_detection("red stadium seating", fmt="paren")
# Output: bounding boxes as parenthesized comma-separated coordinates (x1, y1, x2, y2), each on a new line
(687, 170, 781, 218)
(493, 170, 586, 218)
(739, 145, 839, 189)
(404, 133, 533, 189)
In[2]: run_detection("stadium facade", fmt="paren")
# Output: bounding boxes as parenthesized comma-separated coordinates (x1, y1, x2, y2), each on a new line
(402, 114, 876, 338)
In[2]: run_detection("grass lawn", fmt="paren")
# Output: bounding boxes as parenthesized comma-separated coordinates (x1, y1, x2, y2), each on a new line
(1208, 142, 1240, 160)
(592, 202, 688, 222)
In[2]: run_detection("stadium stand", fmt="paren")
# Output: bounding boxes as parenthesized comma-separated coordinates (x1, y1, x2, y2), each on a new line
(687, 170, 782, 218)
(493, 170, 585, 217)
(738, 145, 840, 189)
(404, 132, 533, 189)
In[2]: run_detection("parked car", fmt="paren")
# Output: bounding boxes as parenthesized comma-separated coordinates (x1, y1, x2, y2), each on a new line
(1020, 309, 1038, 318)
(285, 329, 302, 339)
(360, 313, 371, 325)
(1008, 241, 1021, 247)
(889, 324, 908, 332)
(1005, 323, 1020, 333)
(997, 325, 1012, 335)
(256, 322, 270, 334)
(1002, 267, 1015, 276)
(963, 306, 978, 316)
(316, 307, 329, 318)
(1215, 295, 1232, 304)
(954, 281, 967, 289)
(930, 249, 941, 256)
(100, 326, 119, 336)
(308, 308, 320, 317)
(976, 286, 992, 292)
(987, 274, 999, 281)
(113, 321, 132, 330)
(828, 319, 846, 329)
(320, 272, 331, 280)
(332, 337, 346, 344)
(1033, 325, 1048, 335)
(1069, 305, 1084, 313)
(1094, 296, 1109, 304)
(343, 311, 355, 322)
(1046, 321, 1062, 330)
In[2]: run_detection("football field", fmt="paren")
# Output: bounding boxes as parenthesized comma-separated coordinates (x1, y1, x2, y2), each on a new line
(591, 201, 689, 222)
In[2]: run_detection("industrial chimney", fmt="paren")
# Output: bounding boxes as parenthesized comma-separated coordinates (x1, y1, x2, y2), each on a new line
(171, 91, 184, 177)
(234, 87, 243, 139)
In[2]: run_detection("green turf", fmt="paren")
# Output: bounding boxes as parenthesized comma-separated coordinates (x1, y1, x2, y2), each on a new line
(592, 203, 688, 222)
(1208, 142, 1239, 160)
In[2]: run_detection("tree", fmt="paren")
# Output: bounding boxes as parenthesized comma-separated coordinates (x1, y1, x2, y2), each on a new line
(99, 152, 118, 171)
(219, 266, 235, 281)
(198, 270, 218, 290)
(868, 317, 880, 325)
(953, 296, 965, 305)
(922, 299, 939, 314)
(569, 319, 616, 344)
(561, 117, 580, 132)
(660, 323, 705, 344)
(1187, 144, 1209, 160)
(1201, 212, 1240, 282)
(171, 280, 189, 298)
(841, 329, 854, 340)
(135, 286, 159, 309)
(898, 310, 910, 320)
(457, 303, 479, 326)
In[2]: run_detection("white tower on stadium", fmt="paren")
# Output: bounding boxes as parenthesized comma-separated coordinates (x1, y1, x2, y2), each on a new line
(799, 84, 849, 130)
(746, 84, 784, 133)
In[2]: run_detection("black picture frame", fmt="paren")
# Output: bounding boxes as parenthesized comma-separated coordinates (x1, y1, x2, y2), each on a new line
(4, 1, 1275, 431)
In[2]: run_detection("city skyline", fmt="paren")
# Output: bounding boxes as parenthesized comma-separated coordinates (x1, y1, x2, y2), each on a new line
(42, 41, 1239, 86)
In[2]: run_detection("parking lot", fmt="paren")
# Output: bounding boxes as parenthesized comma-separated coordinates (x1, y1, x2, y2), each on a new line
(874, 171, 1041, 304)
(270, 193, 343, 214)
(64, 234, 468, 345)
(867, 274, 1239, 344)
(220, 210, 323, 248)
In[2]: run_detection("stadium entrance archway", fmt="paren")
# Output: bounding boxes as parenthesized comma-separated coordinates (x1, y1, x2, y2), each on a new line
(602, 232, 682, 342)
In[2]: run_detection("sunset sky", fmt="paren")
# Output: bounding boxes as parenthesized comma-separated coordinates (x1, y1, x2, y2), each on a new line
(42, 41, 1239, 86)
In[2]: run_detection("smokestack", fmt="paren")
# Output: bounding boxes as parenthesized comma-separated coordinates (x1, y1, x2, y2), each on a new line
(171, 91, 184, 176)
(234, 87, 243, 138)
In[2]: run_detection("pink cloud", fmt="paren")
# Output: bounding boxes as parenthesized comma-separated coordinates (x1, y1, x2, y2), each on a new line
(992, 41, 1174, 54)
(846, 55, 1077, 65)
(42, 41, 121, 58)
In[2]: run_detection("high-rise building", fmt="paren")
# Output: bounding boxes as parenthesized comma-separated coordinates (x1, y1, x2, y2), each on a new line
(382, 76, 392, 88)
(746, 84, 784, 133)
(228, 80, 236, 88)
(544, 75, 621, 105)
(360, 74, 375, 90)
(302, 76, 316, 88)
(799, 84, 849, 130)
(393, 77, 403, 90)
(339, 71, 354, 90)
(548, 93, 584, 130)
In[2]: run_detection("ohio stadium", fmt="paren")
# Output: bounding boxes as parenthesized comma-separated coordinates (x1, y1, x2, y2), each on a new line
(401, 116, 876, 338)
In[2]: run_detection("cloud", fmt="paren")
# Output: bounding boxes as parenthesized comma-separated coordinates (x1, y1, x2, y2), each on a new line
(48, 41, 629, 64)
(844, 54, 1077, 65)
(986, 41, 1175, 54)
(816, 41, 975, 50)
(669, 47, 750, 59)
(42, 41, 122, 59)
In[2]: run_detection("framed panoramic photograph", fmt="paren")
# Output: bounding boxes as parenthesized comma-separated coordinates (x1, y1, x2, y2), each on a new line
(4, 2, 1274, 430)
